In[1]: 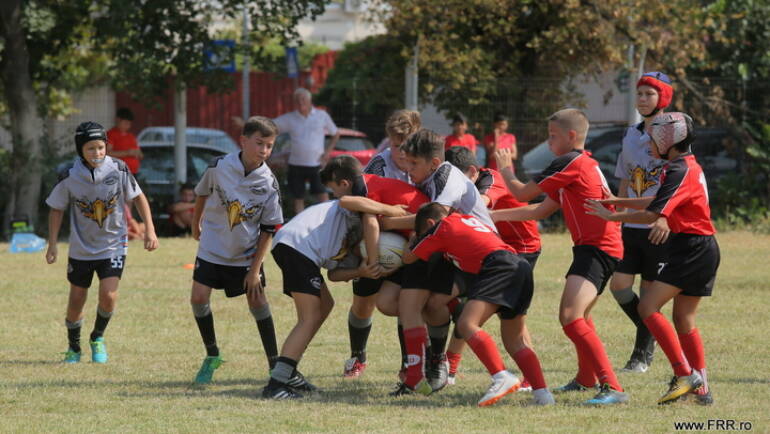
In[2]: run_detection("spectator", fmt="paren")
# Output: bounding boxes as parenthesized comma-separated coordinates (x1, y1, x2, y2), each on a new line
(483, 113, 517, 171)
(169, 184, 196, 237)
(273, 88, 340, 214)
(107, 107, 143, 175)
(444, 114, 478, 155)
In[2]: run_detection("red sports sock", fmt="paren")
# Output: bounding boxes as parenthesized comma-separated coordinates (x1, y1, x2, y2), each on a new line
(575, 315, 599, 386)
(679, 328, 708, 391)
(466, 330, 505, 376)
(446, 351, 462, 375)
(563, 318, 623, 392)
(643, 312, 691, 377)
(403, 326, 427, 387)
(513, 347, 547, 390)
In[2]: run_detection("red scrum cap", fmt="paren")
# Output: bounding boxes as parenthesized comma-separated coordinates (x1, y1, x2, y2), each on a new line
(637, 71, 673, 115)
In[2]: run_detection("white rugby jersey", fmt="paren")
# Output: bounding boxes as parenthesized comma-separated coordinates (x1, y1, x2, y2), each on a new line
(195, 153, 283, 267)
(417, 162, 496, 230)
(272, 200, 362, 270)
(364, 148, 411, 184)
(46, 156, 141, 260)
(614, 122, 666, 229)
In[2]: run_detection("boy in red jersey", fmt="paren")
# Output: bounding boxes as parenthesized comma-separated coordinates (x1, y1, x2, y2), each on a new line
(444, 114, 478, 155)
(492, 108, 627, 405)
(586, 112, 718, 405)
(483, 113, 517, 171)
(444, 146, 541, 386)
(404, 203, 554, 406)
(320, 155, 428, 379)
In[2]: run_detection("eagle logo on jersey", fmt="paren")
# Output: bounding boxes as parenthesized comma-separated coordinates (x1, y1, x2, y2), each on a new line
(630, 166, 661, 196)
(215, 186, 260, 230)
(75, 192, 119, 228)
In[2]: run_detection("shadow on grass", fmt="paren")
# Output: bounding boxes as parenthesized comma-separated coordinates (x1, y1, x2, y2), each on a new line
(0, 360, 62, 366)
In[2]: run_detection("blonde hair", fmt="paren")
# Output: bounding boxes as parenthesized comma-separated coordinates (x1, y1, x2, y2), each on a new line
(549, 108, 589, 141)
(386, 109, 421, 142)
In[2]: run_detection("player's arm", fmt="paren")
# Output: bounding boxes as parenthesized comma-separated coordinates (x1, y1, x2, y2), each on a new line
(361, 213, 380, 266)
(402, 247, 419, 265)
(616, 178, 629, 212)
(491, 197, 560, 222)
(480, 194, 492, 207)
(494, 148, 543, 202)
(191, 195, 208, 241)
(339, 195, 408, 217)
(132, 193, 159, 251)
(379, 214, 415, 231)
(46, 208, 64, 264)
(598, 196, 655, 210)
(584, 199, 659, 224)
(328, 261, 383, 281)
(245, 230, 274, 300)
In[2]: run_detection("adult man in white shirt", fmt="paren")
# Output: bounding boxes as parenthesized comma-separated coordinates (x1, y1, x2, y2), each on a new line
(274, 88, 340, 214)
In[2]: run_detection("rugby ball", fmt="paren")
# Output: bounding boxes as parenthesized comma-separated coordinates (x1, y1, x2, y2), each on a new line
(359, 231, 407, 269)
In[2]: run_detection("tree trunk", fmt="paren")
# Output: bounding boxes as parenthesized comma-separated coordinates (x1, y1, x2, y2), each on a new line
(0, 0, 44, 233)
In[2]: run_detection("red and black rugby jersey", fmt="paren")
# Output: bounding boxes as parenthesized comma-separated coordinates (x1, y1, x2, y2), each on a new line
(352, 174, 429, 237)
(534, 149, 623, 259)
(411, 213, 514, 274)
(647, 153, 715, 236)
(476, 168, 541, 254)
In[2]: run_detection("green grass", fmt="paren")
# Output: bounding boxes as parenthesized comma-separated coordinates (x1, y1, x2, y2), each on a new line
(1, 232, 767, 433)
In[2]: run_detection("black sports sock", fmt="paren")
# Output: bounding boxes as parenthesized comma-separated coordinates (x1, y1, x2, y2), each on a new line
(270, 356, 297, 385)
(348, 311, 373, 363)
(619, 297, 656, 362)
(618, 295, 644, 328)
(251, 305, 278, 368)
(194, 312, 219, 357)
(428, 322, 450, 357)
(397, 322, 407, 368)
(66, 319, 82, 353)
(90, 308, 112, 341)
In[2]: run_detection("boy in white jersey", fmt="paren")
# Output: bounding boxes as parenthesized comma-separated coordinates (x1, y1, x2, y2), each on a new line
(609, 72, 674, 373)
(189, 117, 284, 385)
(362, 109, 420, 184)
(380, 128, 495, 395)
(46, 122, 159, 364)
(263, 200, 383, 399)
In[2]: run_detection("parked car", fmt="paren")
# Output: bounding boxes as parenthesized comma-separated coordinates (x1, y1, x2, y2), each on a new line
(136, 127, 240, 231)
(267, 127, 376, 170)
(520, 125, 737, 195)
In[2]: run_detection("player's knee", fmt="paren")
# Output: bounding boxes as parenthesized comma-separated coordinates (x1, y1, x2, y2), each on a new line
(672, 313, 694, 334)
(376, 298, 397, 316)
(559, 308, 580, 326)
(637, 300, 657, 319)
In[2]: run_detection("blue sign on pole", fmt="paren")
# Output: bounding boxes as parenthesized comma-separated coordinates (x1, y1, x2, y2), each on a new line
(285, 46, 299, 78)
(204, 39, 236, 73)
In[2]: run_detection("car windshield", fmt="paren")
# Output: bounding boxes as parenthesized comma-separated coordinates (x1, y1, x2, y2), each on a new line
(139, 147, 225, 183)
(330, 137, 374, 152)
(139, 130, 239, 153)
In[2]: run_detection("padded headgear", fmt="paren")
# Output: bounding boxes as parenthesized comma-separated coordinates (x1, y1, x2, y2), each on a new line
(74, 122, 107, 158)
(646, 112, 695, 159)
(637, 71, 673, 116)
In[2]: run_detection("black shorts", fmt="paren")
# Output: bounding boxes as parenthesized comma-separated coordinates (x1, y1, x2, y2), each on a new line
(287, 164, 326, 198)
(272, 243, 325, 297)
(193, 257, 265, 298)
(352, 268, 404, 297)
(657, 234, 720, 297)
(566, 245, 620, 295)
(616, 226, 665, 281)
(401, 252, 456, 295)
(67, 255, 126, 288)
(466, 251, 534, 320)
(516, 251, 541, 270)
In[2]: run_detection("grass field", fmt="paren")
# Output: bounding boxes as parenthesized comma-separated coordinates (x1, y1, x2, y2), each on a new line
(1, 232, 768, 433)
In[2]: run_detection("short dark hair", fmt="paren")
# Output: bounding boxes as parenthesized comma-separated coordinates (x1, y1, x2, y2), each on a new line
(400, 128, 444, 160)
(319, 154, 362, 185)
(451, 114, 467, 125)
(493, 112, 508, 124)
(180, 183, 195, 193)
(116, 107, 134, 121)
(242, 116, 278, 138)
(444, 146, 478, 172)
(414, 202, 449, 235)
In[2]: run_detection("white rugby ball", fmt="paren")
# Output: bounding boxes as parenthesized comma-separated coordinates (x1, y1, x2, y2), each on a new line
(359, 231, 407, 269)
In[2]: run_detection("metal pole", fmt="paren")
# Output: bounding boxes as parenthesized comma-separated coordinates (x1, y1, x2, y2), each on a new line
(174, 83, 187, 196)
(405, 43, 418, 110)
(242, 7, 250, 120)
(352, 77, 358, 130)
(631, 46, 646, 125)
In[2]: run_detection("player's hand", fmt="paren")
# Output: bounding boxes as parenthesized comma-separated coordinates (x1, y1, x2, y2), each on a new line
(494, 148, 514, 171)
(384, 204, 409, 217)
(358, 262, 383, 279)
(379, 216, 394, 231)
(244, 268, 264, 302)
(192, 223, 201, 241)
(320, 151, 331, 166)
(584, 199, 613, 220)
(648, 217, 671, 245)
(380, 266, 398, 277)
(45, 243, 57, 264)
(144, 230, 159, 251)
